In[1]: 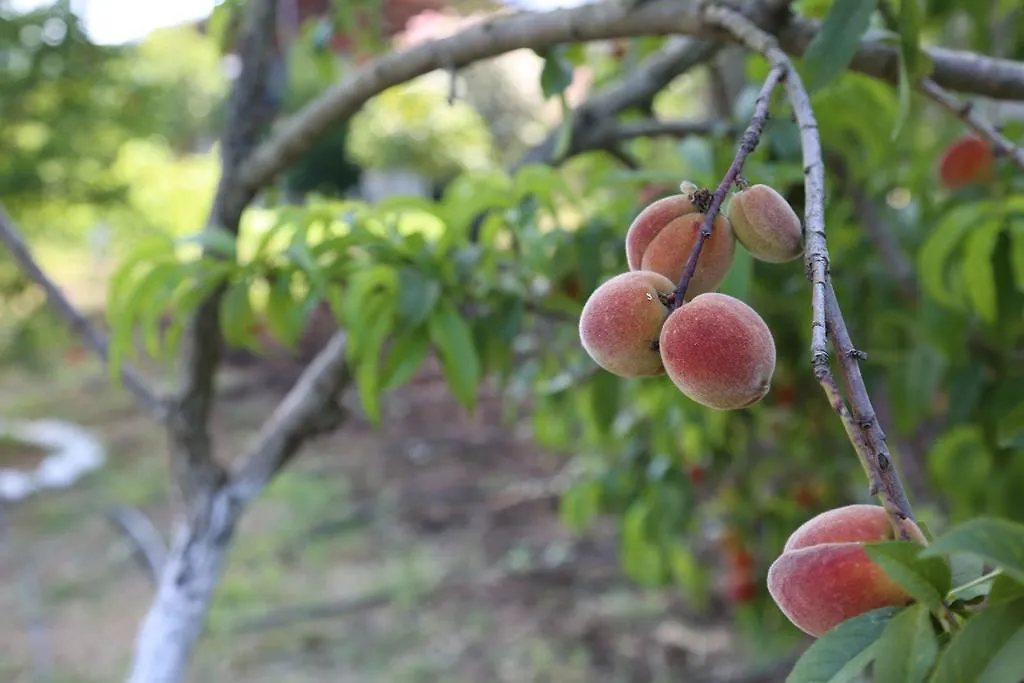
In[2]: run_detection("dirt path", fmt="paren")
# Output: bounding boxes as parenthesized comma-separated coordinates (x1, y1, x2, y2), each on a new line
(0, 355, 770, 683)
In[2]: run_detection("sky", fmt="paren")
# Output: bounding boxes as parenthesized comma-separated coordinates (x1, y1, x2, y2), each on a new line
(7, 0, 588, 45)
(9, 0, 220, 44)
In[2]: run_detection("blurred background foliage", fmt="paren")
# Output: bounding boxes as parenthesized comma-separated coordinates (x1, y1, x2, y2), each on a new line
(3, 0, 1023, 663)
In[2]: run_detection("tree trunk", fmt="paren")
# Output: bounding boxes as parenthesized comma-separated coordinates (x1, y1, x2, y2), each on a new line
(126, 490, 241, 683)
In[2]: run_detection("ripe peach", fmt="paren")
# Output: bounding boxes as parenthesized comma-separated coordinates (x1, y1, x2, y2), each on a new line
(658, 293, 776, 410)
(938, 135, 995, 190)
(766, 505, 914, 637)
(624, 184, 699, 270)
(640, 213, 736, 297)
(578, 270, 675, 377)
(727, 184, 803, 263)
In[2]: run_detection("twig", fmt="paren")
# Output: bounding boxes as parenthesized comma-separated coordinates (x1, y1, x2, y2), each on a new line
(670, 63, 784, 308)
(607, 118, 737, 142)
(106, 505, 168, 585)
(825, 286, 923, 543)
(0, 203, 167, 420)
(702, 5, 922, 542)
(917, 77, 1024, 173)
(0, 501, 53, 682)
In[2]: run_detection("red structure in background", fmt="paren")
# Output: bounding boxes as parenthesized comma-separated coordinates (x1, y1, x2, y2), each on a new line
(290, 0, 446, 53)
(196, 0, 447, 56)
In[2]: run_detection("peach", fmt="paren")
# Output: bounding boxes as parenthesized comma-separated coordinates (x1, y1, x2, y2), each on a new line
(578, 270, 675, 377)
(766, 505, 914, 637)
(624, 184, 699, 270)
(640, 212, 736, 297)
(938, 135, 995, 190)
(727, 184, 804, 263)
(658, 293, 775, 410)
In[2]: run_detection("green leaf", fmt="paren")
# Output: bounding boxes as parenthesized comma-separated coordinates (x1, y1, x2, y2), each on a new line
(921, 518, 1024, 583)
(560, 480, 600, 533)
(107, 235, 177, 315)
(380, 329, 430, 392)
(873, 604, 940, 683)
(162, 265, 231, 357)
(918, 202, 988, 310)
(221, 278, 256, 348)
(787, 606, 902, 683)
(892, 0, 929, 137)
(108, 261, 182, 381)
(177, 226, 237, 260)
(621, 500, 665, 587)
(539, 45, 574, 98)
(1009, 220, 1024, 292)
(927, 425, 992, 499)
(929, 598, 1024, 683)
(995, 401, 1024, 450)
(264, 271, 308, 349)
(352, 298, 396, 426)
(893, 49, 913, 140)
(898, 0, 927, 78)
(427, 300, 481, 412)
(801, 0, 878, 93)
(397, 268, 441, 326)
(948, 554, 988, 601)
(988, 574, 1024, 607)
(961, 220, 1003, 324)
(588, 370, 620, 436)
(864, 541, 952, 611)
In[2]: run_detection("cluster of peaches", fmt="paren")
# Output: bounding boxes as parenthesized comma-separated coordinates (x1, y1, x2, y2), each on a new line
(578, 183, 921, 638)
(578, 180, 801, 410)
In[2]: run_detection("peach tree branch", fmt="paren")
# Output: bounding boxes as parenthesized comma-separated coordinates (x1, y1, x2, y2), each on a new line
(670, 63, 785, 308)
(234, 0, 1024, 203)
(778, 16, 1024, 100)
(917, 77, 1024, 173)
(701, 4, 923, 543)
(0, 203, 167, 420)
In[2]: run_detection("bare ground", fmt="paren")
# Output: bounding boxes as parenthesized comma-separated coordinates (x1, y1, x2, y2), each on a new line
(0, 343, 790, 683)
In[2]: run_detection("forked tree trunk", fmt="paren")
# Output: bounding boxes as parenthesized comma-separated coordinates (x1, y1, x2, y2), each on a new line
(126, 490, 241, 683)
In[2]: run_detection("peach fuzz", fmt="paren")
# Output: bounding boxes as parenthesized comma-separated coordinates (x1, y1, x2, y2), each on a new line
(767, 505, 914, 638)
(624, 188, 698, 271)
(658, 293, 775, 410)
(578, 270, 675, 378)
(640, 213, 736, 297)
(727, 184, 804, 263)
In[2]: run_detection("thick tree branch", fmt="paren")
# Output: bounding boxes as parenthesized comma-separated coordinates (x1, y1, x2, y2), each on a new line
(168, 0, 282, 506)
(0, 203, 166, 420)
(233, 0, 1024, 202)
(702, 5, 923, 543)
(229, 330, 351, 505)
(239, 0, 710, 193)
(778, 17, 1024, 101)
(917, 77, 1024, 173)
(518, 37, 723, 168)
